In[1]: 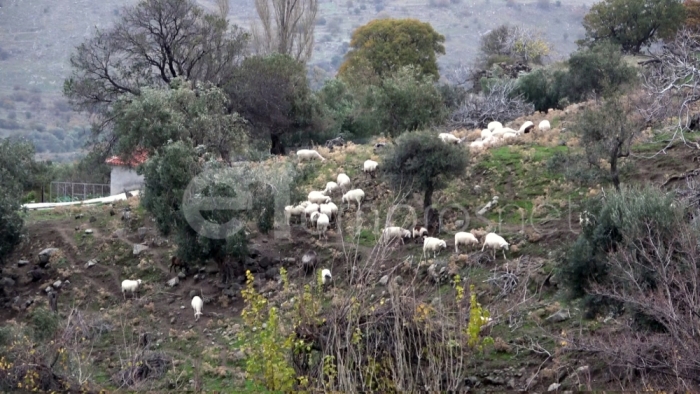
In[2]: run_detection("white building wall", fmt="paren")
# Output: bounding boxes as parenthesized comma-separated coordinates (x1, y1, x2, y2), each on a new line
(110, 166, 144, 196)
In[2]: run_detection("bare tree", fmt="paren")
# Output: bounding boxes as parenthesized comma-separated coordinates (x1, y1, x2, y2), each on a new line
(448, 80, 534, 129)
(63, 0, 249, 147)
(640, 27, 700, 150)
(250, 0, 318, 62)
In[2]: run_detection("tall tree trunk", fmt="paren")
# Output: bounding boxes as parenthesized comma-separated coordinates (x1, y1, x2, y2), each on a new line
(270, 134, 285, 155)
(610, 138, 623, 192)
(423, 182, 439, 235)
(423, 182, 434, 209)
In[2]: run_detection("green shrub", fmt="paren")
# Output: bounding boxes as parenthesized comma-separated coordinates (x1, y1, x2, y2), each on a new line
(29, 307, 59, 342)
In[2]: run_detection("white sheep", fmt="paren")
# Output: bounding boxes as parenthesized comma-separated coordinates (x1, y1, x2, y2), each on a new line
(321, 268, 332, 285)
(412, 226, 428, 241)
(337, 173, 352, 192)
(454, 232, 479, 253)
(191, 295, 203, 321)
(490, 127, 506, 137)
(121, 279, 142, 299)
(296, 149, 326, 162)
(363, 160, 379, 178)
(323, 181, 339, 195)
(481, 129, 492, 139)
(381, 226, 412, 245)
(320, 203, 335, 222)
(481, 232, 509, 259)
(342, 189, 365, 210)
(423, 237, 447, 259)
(284, 204, 306, 226)
(304, 203, 320, 227)
(316, 213, 330, 239)
(470, 140, 485, 151)
(487, 121, 503, 131)
(502, 132, 517, 140)
(308, 191, 332, 205)
(499, 127, 518, 134)
(310, 211, 321, 228)
(539, 120, 551, 131)
(439, 133, 463, 144)
(518, 121, 534, 134)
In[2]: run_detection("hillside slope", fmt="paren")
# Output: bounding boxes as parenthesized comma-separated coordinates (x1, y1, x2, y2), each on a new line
(2, 108, 700, 391)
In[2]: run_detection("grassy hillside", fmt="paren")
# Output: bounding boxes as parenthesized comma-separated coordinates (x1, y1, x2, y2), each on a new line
(3, 102, 699, 391)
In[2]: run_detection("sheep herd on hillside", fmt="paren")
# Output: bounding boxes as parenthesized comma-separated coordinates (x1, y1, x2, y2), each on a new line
(121, 119, 536, 322)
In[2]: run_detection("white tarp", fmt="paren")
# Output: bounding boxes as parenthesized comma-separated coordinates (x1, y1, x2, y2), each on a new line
(22, 190, 141, 210)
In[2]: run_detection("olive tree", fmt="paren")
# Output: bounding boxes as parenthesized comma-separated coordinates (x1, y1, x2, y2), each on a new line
(0, 138, 35, 264)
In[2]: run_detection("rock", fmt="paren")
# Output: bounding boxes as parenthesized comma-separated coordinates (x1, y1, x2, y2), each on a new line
(109, 209, 116, 216)
(549, 273, 559, 286)
(89, 216, 97, 223)
(248, 247, 261, 259)
(84, 229, 93, 235)
(576, 365, 589, 374)
(394, 276, 404, 286)
(546, 309, 570, 323)
(465, 376, 479, 387)
(264, 267, 278, 280)
(177, 271, 186, 279)
(258, 256, 272, 269)
(167, 277, 179, 287)
(45, 286, 53, 293)
(29, 268, 44, 282)
(85, 259, 97, 268)
(548, 382, 561, 391)
(455, 220, 465, 228)
(133, 244, 149, 255)
(282, 257, 296, 264)
(379, 275, 390, 286)
(138, 227, 149, 238)
(17, 260, 29, 267)
(507, 378, 515, 389)
(427, 261, 448, 284)
(38, 248, 59, 264)
(485, 375, 504, 385)
(205, 264, 220, 275)
(170, 317, 176, 324)
(53, 280, 62, 289)
(0, 277, 16, 287)
(189, 290, 198, 298)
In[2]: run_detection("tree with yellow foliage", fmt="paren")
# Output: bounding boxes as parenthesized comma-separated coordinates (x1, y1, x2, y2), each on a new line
(338, 18, 445, 81)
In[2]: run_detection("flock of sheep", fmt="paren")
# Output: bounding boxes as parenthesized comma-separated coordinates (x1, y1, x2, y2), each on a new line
(439, 119, 552, 152)
(117, 120, 534, 322)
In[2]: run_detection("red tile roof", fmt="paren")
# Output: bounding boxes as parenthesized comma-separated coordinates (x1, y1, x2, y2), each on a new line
(105, 149, 149, 166)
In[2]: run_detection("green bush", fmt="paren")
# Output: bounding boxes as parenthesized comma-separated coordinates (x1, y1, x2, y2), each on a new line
(29, 307, 59, 342)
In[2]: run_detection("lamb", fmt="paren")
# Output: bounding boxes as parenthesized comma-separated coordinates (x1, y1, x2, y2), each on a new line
(323, 181, 339, 195)
(363, 160, 379, 178)
(295, 149, 326, 162)
(481, 129, 492, 139)
(487, 121, 503, 131)
(321, 268, 332, 285)
(337, 173, 352, 192)
(308, 191, 332, 204)
(304, 203, 320, 224)
(191, 295, 203, 321)
(438, 133, 463, 144)
(342, 189, 365, 210)
(518, 121, 534, 134)
(284, 204, 306, 226)
(316, 213, 330, 240)
(423, 237, 447, 259)
(121, 279, 142, 299)
(481, 232, 510, 260)
(412, 226, 428, 242)
(381, 226, 412, 245)
(539, 120, 551, 132)
(454, 232, 479, 253)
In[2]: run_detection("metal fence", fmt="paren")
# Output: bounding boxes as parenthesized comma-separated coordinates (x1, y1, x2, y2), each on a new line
(49, 182, 111, 203)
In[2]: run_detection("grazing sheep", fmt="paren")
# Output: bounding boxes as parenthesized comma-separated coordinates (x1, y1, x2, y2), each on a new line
(321, 268, 332, 285)
(121, 279, 142, 299)
(499, 127, 517, 134)
(439, 133, 463, 144)
(423, 237, 447, 259)
(342, 189, 365, 210)
(487, 121, 503, 131)
(363, 160, 379, 178)
(481, 232, 510, 259)
(191, 296, 203, 321)
(284, 204, 306, 226)
(296, 149, 326, 162)
(381, 226, 412, 245)
(337, 173, 352, 192)
(539, 120, 551, 131)
(310, 211, 321, 228)
(301, 250, 318, 274)
(503, 132, 517, 140)
(316, 213, 330, 240)
(308, 191, 332, 205)
(412, 226, 428, 242)
(470, 140, 485, 151)
(454, 232, 479, 253)
(518, 121, 534, 134)
(323, 181, 339, 195)
(304, 203, 320, 225)
(320, 203, 334, 222)
(481, 129, 492, 139)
